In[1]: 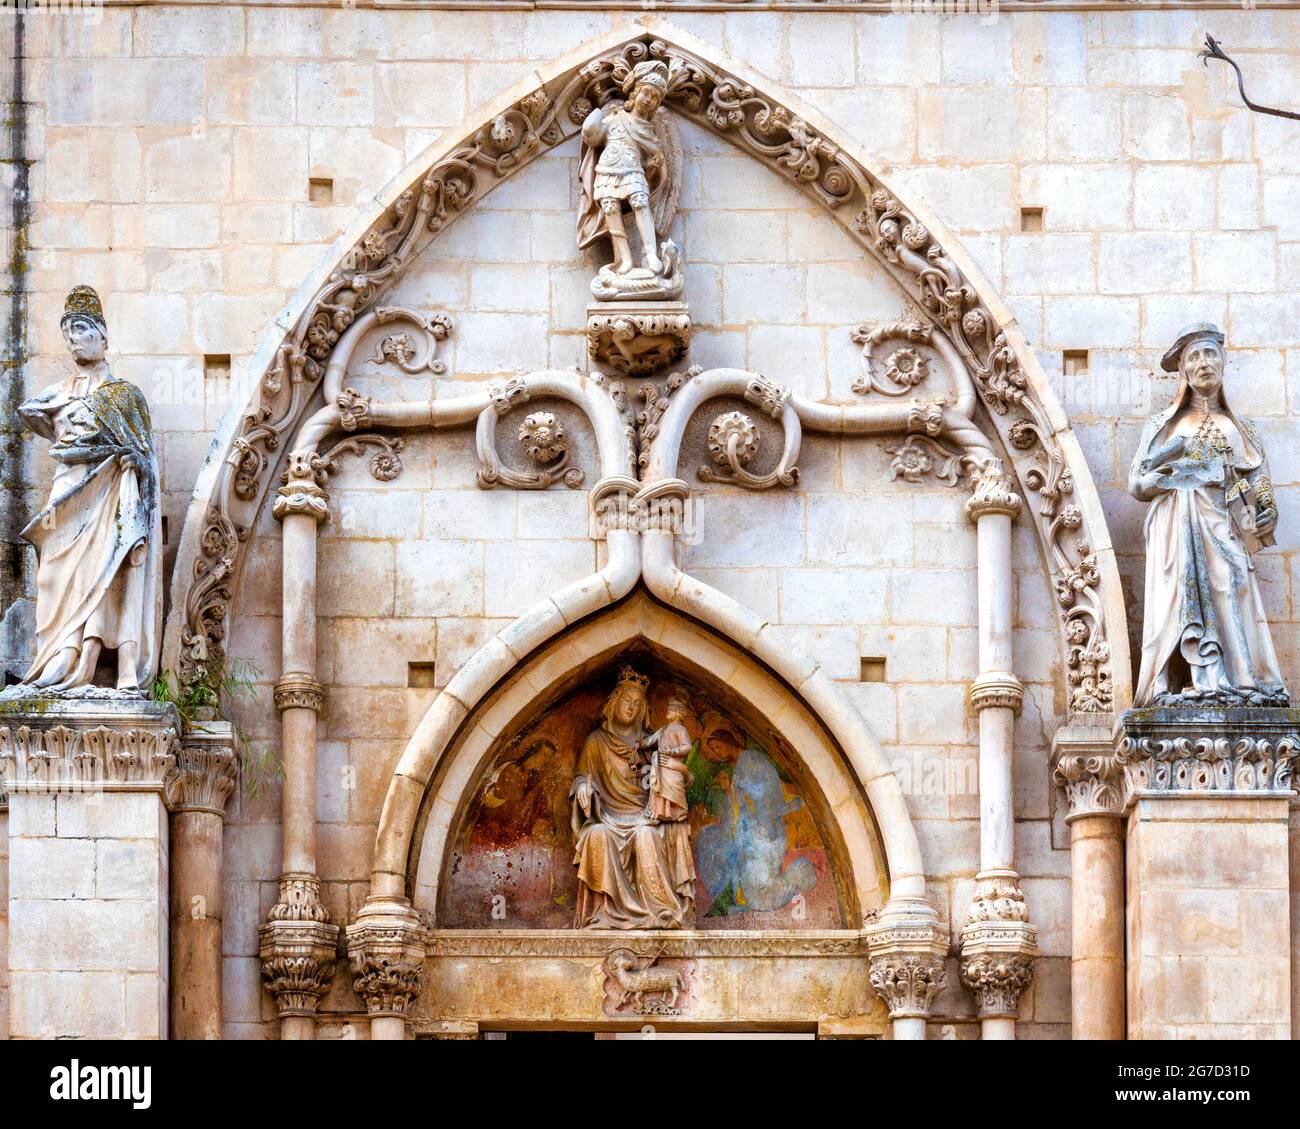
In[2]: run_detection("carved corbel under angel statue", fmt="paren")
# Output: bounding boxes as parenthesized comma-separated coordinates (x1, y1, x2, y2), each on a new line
(577, 59, 685, 303)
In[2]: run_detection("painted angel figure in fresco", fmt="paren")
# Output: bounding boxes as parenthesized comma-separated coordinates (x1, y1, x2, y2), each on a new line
(2, 286, 162, 697)
(576, 60, 684, 301)
(569, 667, 696, 929)
(1129, 322, 1288, 707)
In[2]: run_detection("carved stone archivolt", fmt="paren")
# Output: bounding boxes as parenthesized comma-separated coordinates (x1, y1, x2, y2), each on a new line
(171, 30, 1128, 725)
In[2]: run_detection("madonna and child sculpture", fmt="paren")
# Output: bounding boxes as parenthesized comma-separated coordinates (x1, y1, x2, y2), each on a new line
(569, 667, 697, 929)
(1130, 323, 1288, 707)
(2, 286, 162, 698)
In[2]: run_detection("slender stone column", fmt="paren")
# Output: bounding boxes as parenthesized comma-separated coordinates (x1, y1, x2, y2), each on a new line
(1052, 719, 1126, 1040)
(166, 721, 238, 1040)
(258, 452, 338, 1039)
(346, 895, 428, 1041)
(959, 463, 1038, 1039)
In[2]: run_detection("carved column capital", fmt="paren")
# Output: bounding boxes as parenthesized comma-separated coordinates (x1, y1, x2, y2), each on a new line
(273, 451, 330, 523)
(165, 721, 239, 816)
(274, 675, 326, 714)
(958, 873, 1039, 1020)
(590, 475, 642, 537)
(959, 951, 1037, 1020)
(336, 386, 372, 432)
(1052, 717, 1126, 820)
(259, 874, 339, 1019)
(969, 672, 1024, 714)
(345, 896, 429, 1019)
(863, 896, 950, 1021)
(964, 460, 1022, 522)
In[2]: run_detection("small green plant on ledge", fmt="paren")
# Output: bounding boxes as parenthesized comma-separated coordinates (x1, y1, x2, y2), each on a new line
(152, 658, 282, 798)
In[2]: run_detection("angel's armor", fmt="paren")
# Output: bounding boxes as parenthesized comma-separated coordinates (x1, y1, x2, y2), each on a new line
(594, 109, 654, 209)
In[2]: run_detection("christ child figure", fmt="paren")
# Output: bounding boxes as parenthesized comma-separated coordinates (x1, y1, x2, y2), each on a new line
(643, 692, 695, 823)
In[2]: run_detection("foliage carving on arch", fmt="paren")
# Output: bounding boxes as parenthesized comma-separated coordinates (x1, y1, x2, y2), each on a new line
(175, 31, 1122, 718)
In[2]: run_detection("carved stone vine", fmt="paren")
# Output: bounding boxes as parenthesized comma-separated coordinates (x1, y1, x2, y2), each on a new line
(176, 33, 1122, 717)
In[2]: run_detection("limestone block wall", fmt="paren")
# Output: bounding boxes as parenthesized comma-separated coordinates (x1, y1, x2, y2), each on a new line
(8, 4, 1300, 1039)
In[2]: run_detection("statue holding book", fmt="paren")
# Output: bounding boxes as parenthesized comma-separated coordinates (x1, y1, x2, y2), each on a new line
(1130, 323, 1287, 706)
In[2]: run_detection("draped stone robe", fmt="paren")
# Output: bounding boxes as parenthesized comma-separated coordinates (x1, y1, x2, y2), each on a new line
(15, 374, 162, 692)
(1129, 386, 1286, 706)
(569, 720, 696, 929)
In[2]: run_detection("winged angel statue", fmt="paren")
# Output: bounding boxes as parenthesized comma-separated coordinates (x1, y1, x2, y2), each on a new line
(576, 59, 685, 301)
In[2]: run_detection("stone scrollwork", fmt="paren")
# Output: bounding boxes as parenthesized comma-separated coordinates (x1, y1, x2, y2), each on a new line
(366, 308, 453, 375)
(1117, 729, 1299, 795)
(476, 393, 585, 492)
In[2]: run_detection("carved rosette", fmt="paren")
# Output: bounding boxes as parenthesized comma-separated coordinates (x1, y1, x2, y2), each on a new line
(863, 896, 950, 1021)
(0, 702, 181, 801)
(1115, 707, 1300, 796)
(345, 896, 429, 1019)
(969, 672, 1024, 715)
(960, 951, 1036, 1020)
(165, 721, 239, 816)
(260, 874, 339, 1019)
(273, 675, 326, 714)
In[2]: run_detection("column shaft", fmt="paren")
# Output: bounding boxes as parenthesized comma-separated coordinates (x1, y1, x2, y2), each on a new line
(1070, 814, 1125, 1040)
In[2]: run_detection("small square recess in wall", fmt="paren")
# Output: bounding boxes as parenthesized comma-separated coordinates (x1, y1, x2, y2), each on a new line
(204, 354, 231, 381)
(1063, 350, 1089, 376)
(309, 177, 334, 205)
(408, 662, 437, 689)
(1020, 207, 1044, 232)
(860, 657, 887, 683)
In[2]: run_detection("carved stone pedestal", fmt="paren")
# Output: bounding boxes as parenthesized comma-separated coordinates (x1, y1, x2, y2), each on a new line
(1117, 706, 1299, 1039)
(0, 698, 180, 1039)
(586, 301, 691, 375)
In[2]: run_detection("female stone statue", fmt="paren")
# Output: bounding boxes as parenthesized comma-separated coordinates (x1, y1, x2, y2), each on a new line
(569, 667, 696, 928)
(1129, 323, 1287, 706)
(3, 286, 162, 696)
